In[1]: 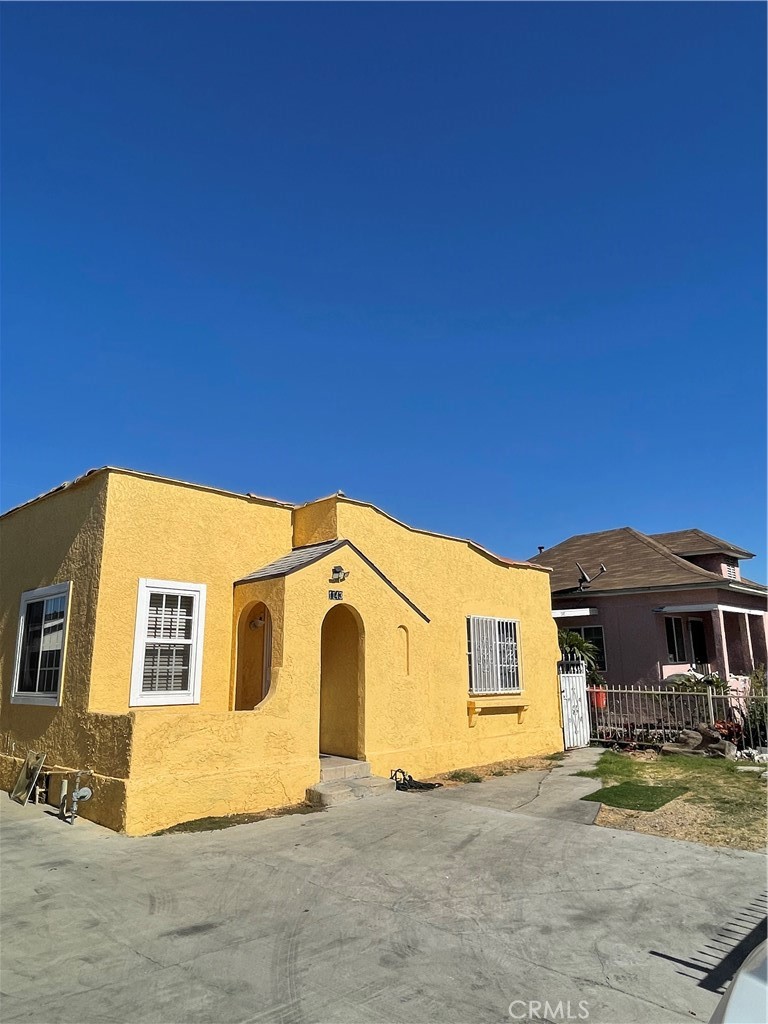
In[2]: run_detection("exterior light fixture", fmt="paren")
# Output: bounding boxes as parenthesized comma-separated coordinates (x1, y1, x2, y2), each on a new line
(330, 566, 349, 583)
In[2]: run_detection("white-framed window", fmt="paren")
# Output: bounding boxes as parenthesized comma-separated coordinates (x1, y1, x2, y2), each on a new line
(665, 615, 686, 663)
(567, 624, 607, 672)
(11, 583, 72, 706)
(467, 616, 522, 694)
(130, 579, 206, 707)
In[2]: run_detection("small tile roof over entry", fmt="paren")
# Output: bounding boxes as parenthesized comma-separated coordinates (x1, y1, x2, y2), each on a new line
(237, 539, 431, 621)
(237, 540, 344, 582)
(531, 527, 764, 595)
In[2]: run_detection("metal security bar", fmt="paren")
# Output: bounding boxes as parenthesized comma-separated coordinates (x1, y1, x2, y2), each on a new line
(468, 616, 521, 694)
(588, 686, 768, 751)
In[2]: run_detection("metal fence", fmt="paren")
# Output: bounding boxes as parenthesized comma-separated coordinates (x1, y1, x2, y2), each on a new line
(587, 686, 768, 751)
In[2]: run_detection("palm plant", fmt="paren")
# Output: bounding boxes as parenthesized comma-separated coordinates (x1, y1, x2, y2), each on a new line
(557, 629, 599, 671)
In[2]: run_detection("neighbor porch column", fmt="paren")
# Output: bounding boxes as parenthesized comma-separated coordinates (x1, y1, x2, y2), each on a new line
(739, 613, 755, 674)
(711, 608, 731, 681)
(748, 615, 768, 669)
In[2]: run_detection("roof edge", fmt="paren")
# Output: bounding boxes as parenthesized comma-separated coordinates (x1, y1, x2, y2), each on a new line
(296, 493, 546, 571)
(235, 540, 346, 584)
(651, 528, 755, 559)
(0, 466, 295, 521)
(552, 579, 767, 599)
(0, 467, 109, 521)
(625, 527, 728, 585)
(236, 538, 431, 622)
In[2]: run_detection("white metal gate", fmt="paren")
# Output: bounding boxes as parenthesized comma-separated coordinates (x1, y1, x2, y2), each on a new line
(559, 659, 590, 749)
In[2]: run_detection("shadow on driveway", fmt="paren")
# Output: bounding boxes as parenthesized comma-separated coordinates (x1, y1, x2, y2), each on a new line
(650, 891, 767, 993)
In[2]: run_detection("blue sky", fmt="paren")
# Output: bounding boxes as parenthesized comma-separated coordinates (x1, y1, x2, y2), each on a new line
(2, 3, 766, 579)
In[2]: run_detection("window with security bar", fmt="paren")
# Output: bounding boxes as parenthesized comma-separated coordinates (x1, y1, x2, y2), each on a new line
(130, 580, 207, 706)
(467, 616, 522, 694)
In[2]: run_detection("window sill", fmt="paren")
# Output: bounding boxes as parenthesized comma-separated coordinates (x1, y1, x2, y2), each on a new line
(129, 695, 200, 708)
(10, 694, 61, 707)
(467, 696, 528, 727)
(468, 694, 526, 706)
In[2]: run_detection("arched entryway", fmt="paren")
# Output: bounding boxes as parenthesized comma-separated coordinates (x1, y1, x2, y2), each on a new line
(234, 602, 272, 710)
(319, 604, 364, 758)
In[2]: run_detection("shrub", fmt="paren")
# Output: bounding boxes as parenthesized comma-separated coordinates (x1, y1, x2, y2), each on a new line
(447, 769, 483, 784)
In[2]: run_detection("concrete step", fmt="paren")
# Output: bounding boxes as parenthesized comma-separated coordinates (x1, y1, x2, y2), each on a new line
(347, 776, 396, 798)
(306, 774, 396, 808)
(319, 755, 372, 783)
(306, 781, 356, 808)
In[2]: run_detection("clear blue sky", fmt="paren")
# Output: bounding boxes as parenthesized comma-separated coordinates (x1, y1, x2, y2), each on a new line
(2, 3, 766, 579)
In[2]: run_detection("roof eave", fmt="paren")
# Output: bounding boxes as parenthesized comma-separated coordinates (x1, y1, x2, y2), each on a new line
(552, 580, 766, 599)
(672, 548, 754, 560)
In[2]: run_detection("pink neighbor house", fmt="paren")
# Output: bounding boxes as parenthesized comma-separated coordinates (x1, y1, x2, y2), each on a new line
(531, 529, 767, 688)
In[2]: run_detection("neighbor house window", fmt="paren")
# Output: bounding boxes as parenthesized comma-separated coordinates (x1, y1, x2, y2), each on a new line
(467, 616, 521, 694)
(665, 616, 686, 663)
(12, 583, 71, 705)
(130, 579, 207, 706)
(567, 625, 607, 672)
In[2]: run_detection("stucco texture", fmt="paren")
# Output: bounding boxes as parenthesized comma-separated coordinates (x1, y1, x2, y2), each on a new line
(331, 501, 563, 778)
(2, 473, 562, 835)
(0, 472, 132, 831)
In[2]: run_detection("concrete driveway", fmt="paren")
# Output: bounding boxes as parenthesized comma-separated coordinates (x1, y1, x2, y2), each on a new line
(1, 749, 765, 1024)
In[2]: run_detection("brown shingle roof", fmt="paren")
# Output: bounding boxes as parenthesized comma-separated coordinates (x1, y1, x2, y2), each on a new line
(650, 529, 754, 560)
(530, 527, 743, 594)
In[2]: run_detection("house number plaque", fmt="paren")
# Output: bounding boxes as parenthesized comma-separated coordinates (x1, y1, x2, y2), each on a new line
(328, 590, 344, 601)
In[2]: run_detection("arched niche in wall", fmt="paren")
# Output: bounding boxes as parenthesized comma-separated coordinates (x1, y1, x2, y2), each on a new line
(234, 601, 273, 710)
(397, 624, 410, 676)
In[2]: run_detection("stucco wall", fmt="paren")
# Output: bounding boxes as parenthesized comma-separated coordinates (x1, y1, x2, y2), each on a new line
(89, 472, 294, 715)
(2, 476, 563, 835)
(0, 472, 132, 830)
(89, 474, 299, 833)
(123, 572, 329, 836)
(330, 501, 563, 777)
(121, 500, 562, 834)
(293, 497, 338, 548)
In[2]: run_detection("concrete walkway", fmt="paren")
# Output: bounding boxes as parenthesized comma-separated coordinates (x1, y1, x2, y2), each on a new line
(432, 747, 604, 824)
(1, 748, 764, 1024)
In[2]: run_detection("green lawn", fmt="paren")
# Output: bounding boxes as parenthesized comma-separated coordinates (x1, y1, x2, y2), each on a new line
(582, 780, 688, 811)
(577, 751, 766, 850)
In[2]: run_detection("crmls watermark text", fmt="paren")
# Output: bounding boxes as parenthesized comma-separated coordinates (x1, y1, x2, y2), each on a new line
(509, 1000, 590, 1020)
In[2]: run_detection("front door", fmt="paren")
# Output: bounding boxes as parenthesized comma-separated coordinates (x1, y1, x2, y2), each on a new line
(319, 604, 363, 758)
(688, 618, 708, 668)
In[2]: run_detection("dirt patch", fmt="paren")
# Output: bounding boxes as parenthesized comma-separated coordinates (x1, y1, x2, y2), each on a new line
(428, 753, 560, 787)
(152, 801, 319, 835)
(596, 798, 766, 851)
(621, 749, 659, 763)
(585, 750, 767, 852)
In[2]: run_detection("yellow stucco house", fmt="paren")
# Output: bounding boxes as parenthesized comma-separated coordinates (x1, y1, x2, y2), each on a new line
(0, 467, 563, 835)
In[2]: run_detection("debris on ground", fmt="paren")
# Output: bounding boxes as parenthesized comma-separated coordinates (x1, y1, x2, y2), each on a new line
(428, 752, 565, 787)
(390, 769, 443, 792)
